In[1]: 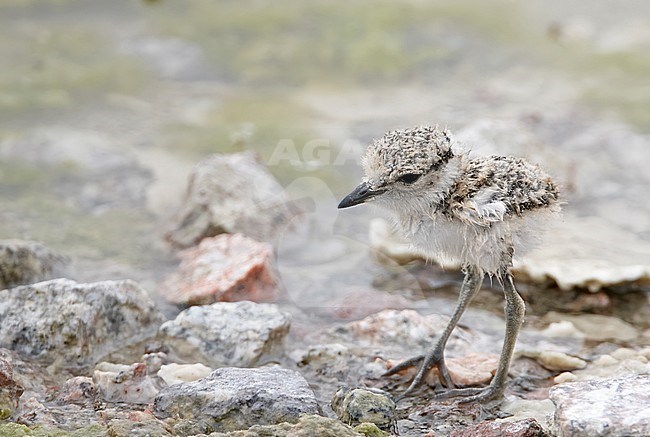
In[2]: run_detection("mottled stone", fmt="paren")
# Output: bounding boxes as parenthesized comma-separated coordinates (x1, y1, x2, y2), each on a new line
(157, 363, 212, 386)
(93, 362, 159, 404)
(0, 279, 165, 370)
(200, 414, 364, 437)
(550, 374, 650, 436)
(331, 387, 396, 431)
(158, 301, 290, 368)
(159, 234, 281, 305)
(451, 417, 550, 437)
(0, 240, 67, 290)
(153, 367, 319, 433)
(54, 376, 97, 406)
(165, 151, 299, 248)
(107, 411, 171, 437)
(0, 357, 23, 420)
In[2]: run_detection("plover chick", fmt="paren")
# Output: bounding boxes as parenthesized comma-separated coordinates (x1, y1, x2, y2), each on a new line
(338, 126, 560, 403)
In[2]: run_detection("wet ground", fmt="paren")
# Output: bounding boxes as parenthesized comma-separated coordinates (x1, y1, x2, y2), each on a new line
(1, 0, 650, 435)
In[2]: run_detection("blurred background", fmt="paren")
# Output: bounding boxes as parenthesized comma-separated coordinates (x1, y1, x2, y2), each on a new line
(1, 0, 649, 319)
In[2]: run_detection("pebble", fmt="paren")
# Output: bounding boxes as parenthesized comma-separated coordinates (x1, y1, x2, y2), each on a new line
(93, 362, 159, 404)
(331, 387, 396, 431)
(158, 301, 290, 368)
(157, 363, 212, 386)
(543, 312, 638, 342)
(153, 367, 319, 434)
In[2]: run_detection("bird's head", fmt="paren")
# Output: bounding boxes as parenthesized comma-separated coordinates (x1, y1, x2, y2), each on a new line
(338, 126, 455, 209)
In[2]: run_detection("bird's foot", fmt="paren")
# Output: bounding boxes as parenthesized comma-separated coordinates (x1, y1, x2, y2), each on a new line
(434, 383, 503, 404)
(382, 349, 455, 401)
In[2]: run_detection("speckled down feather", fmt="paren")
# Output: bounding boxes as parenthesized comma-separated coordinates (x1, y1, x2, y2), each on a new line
(360, 125, 561, 273)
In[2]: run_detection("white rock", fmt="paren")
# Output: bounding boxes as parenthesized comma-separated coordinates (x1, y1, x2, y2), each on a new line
(537, 351, 587, 372)
(544, 312, 638, 342)
(158, 363, 212, 386)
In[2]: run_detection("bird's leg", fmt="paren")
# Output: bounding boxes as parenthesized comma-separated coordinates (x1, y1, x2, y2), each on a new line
(436, 269, 525, 403)
(383, 266, 484, 400)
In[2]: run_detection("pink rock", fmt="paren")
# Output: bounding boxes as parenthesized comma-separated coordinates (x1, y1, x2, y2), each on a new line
(0, 357, 24, 419)
(160, 234, 281, 306)
(385, 353, 499, 387)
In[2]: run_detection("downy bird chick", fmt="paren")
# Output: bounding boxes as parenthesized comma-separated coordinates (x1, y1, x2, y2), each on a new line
(338, 125, 560, 403)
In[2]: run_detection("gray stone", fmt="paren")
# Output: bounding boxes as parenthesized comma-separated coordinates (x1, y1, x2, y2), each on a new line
(550, 374, 650, 436)
(0, 279, 165, 370)
(199, 414, 365, 437)
(165, 151, 299, 248)
(331, 387, 396, 431)
(0, 240, 67, 290)
(451, 417, 550, 437)
(153, 367, 319, 433)
(158, 301, 290, 368)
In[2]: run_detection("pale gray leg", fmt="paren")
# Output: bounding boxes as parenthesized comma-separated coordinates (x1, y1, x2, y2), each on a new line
(383, 266, 484, 399)
(435, 269, 525, 403)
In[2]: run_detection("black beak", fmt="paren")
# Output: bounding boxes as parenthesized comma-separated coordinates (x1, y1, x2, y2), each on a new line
(338, 182, 385, 209)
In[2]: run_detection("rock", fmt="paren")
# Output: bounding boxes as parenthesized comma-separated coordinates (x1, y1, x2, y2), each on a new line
(0, 240, 67, 290)
(385, 353, 498, 387)
(499, 398, 556, 431)
(543, 312, 638, 342)
(93, 362, 159, 404)
(200, 414, 365, 437)
(54, 376, 97, 406)
(540, 321, 585, 339)
(291, 343, 351, 380)
(451, 417, 550, 437)
(513, 217, 650, 292)
(535, 351, 587, 372)
(331, 387, 396, 431)
(106, 411, 171, 437)
(159, 234, 281, 306)
(158, 301, 290, 368)
(550, 374, 650, 436)
(165, 152, 299, 248)
(0, 279, 165, 370)
(153, 367, 319, 433)
(552, 347, 650, 383)
(158, 363, 212, 386)
(0, 357, 23, 420)
(318, 309, 459, 351)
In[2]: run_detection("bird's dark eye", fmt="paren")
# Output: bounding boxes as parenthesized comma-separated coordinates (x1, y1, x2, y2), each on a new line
(397, 173, 421, 184)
